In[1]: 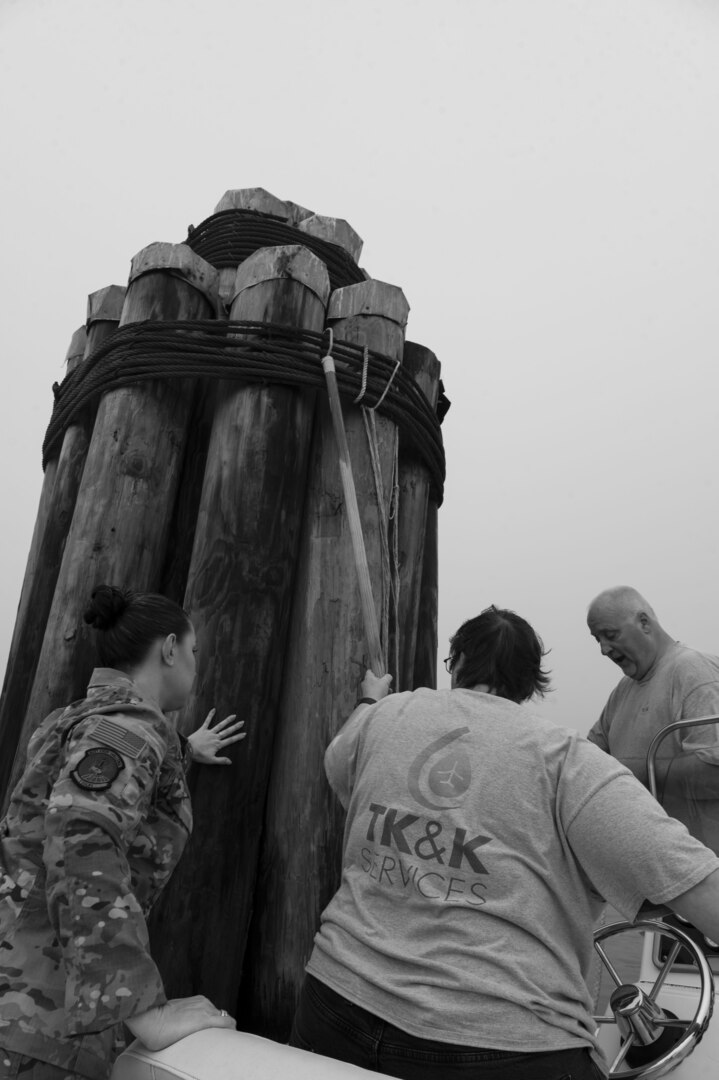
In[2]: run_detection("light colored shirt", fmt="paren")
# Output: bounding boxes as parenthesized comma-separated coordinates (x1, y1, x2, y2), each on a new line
(307, 688, 719, 1054)
(586, 643, 719, 785)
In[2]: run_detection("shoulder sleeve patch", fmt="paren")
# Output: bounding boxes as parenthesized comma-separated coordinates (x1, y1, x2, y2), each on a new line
(71, 747, 125, 790)
(90, 716, 148, 759)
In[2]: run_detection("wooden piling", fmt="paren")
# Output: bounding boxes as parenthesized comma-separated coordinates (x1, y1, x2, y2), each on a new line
(413, 497, 439, 689)
(8, 245, 219, 792)
(298, 215, 364, 264)
(86, 285, 126, 353)
(283, 199, 316, 227)
(0, 326, 86, 806)
(150, 245, 330, 1009)
(157, 379, 216, 607)
(10, 327, 86, 627)
(212, 188, 290, 306)
(394, 341, 441, 691)
(214, 187, 290, 218)
(241, 279, 409, 1040)
(0, 289, 128, 806)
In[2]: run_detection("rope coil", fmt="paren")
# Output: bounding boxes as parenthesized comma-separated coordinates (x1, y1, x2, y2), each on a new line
(185, 209, 366, 294)
(43, 319, 447, 503)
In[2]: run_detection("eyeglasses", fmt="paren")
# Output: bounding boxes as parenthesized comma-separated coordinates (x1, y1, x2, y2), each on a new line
(444, 655, 455, 674)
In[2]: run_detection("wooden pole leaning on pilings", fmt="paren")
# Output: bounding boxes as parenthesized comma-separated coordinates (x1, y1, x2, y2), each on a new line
(0, 325, 86, 806)
(321, 347, 384, 675)
(241, 278, 409, 1041)
(150, 245, 330, 1009)
(393, 342, 441, 691)
(8, 245, 219, 794)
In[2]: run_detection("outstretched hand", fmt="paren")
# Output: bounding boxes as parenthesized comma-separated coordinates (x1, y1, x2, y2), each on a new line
(187, 710, 245, 765)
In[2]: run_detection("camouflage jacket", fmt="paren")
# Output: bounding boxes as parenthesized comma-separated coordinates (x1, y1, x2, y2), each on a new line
(0, 669, 193, 1079)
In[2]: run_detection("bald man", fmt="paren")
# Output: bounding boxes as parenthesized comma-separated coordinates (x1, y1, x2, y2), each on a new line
(586, 586, 719, 851)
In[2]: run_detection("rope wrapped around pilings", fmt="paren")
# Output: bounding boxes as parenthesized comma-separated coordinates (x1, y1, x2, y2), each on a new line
(44, 320, 447, 503)
(184, 210, 367, 292)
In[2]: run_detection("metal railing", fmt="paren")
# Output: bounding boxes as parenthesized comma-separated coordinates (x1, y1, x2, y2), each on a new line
(646, 715, 719, 800)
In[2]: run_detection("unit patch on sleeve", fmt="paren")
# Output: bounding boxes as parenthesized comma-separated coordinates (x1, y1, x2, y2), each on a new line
(90, 716, 147, 759)
(71, 747, 125, 790)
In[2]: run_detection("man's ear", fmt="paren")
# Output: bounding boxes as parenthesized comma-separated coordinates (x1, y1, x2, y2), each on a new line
(161, 633, 177, 665)
(638, 612, 651, 633)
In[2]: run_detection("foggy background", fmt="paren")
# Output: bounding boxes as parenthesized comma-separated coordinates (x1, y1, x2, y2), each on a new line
(1, 0, 718, 734)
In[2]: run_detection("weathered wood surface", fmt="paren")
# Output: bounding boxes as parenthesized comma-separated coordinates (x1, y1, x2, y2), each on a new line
(213, 187, 290, 218)
(157, 377, 216, 606)
(394, 341, 441, 691)
(413, 497, 439, 689)
(241, 279, 409, 1040)
(0, 290, 128, 808)
(0, 326, 86, 806)
(8, 246, 218, 793)
(283, 199, 315, 227)
(298, 215, 364, 263)
(212, 189, 291, 305)
(150, 245, 330, 1009)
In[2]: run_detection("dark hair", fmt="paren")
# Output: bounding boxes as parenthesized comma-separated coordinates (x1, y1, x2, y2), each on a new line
(448, 605, 551, 703)
(83, 585, 192, 669)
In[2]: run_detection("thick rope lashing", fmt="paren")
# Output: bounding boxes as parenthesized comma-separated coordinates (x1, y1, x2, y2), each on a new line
(185, 209, 366, 293)
(44, 320, 447, 504)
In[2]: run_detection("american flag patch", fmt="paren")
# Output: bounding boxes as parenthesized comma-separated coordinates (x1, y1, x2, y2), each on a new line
(90, 717, 147, 759)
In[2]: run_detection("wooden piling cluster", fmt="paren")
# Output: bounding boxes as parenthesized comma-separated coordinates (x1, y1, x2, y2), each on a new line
(0, 187, 446, 1041)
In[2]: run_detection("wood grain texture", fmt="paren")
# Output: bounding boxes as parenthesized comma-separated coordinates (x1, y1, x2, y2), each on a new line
(393, 341, 441, 691)
(7, 248, 217, 795)
(298, 215, 363, 262)
(0, 326, 86, 806)
(413, 498, 439, 690)
(149, 245, 330, 1009)
(240, 279, 408, 1039)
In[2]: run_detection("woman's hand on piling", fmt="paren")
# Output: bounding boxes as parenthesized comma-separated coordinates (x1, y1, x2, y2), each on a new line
(187, 710, 246, 765)
(126, 995, 236, 1051)
(360, 670, 393, 701)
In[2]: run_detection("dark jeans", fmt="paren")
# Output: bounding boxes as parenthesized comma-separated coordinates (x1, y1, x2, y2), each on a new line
(290, 975, 605, 1080)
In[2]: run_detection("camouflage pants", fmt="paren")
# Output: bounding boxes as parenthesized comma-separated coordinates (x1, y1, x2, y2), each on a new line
(0, 1050, 86, 1080)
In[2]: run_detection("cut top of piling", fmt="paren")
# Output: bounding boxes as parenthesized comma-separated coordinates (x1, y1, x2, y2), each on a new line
(214, 187, 290, 220)
(126, 242, 222, 317)
(231, 245, 331, 307)
(298, 215, 363, 263)
(328, 280, 409, 327)
(65, 326, 88, 368)
(86, 285, 127, 327)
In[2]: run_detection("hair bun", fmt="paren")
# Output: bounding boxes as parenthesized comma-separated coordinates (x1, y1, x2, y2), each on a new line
(83, 585, 133, 631)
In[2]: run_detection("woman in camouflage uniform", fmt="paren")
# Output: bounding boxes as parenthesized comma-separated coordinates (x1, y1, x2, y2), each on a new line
(0, 586, 245, 1080)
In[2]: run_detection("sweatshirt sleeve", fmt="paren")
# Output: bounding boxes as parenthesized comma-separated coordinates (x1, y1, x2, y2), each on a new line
(325, 704, 375, 810)
(585, 707, 610, 752)
(42, 712, 169, 1033)
(564, 768, 719, 921)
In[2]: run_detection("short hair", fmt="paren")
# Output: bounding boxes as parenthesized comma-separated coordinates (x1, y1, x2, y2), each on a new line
(448, 605, 551, 703)
(83, 584, 192, 669)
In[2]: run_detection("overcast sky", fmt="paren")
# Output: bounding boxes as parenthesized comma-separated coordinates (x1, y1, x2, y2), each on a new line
(1, 0, 718, 734)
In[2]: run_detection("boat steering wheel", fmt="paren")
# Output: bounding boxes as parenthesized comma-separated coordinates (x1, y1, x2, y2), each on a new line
(593, 919, 714, 1079)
